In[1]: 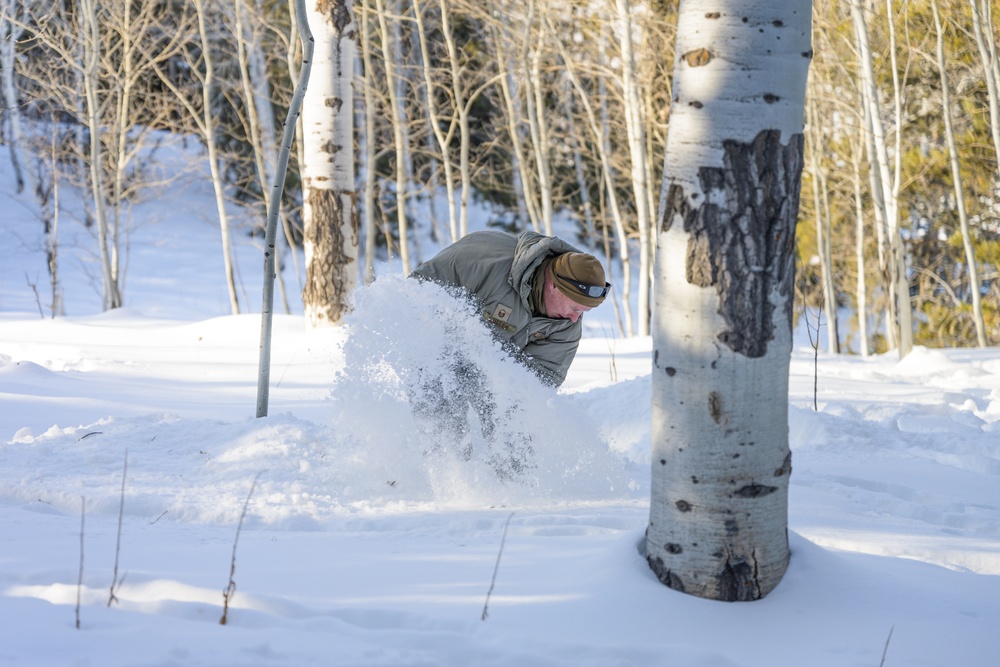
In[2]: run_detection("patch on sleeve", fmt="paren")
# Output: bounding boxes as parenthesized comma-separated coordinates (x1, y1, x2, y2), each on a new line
(483, 304, 517, 334)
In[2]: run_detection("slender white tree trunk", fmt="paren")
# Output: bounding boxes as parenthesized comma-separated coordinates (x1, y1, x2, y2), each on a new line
(969, 0, 1000, 180)
(439, 0, 472, 239)
(852, 1, 910, 356)
(497, 47, 542, 234)
(560, 73, 596, 245)
(301, 0, 358, 326)
(552, 21, 633, 335)
(374, 0, 409, 271)
(648, 1, 811, 601)
(931, 0, 986, 347)
(359, 0, 378, 283)
(806, 99, 839, 353)
(1, 0, 26, 194)
(236, 0, 297, 311)
(414, 0, 459, 244)
(525, 18, 553, 237)
(80, 0, 121, 310)
(192, 0, 240, 314)
(615, 0, 651, 336)
(852, 123, 870, 357)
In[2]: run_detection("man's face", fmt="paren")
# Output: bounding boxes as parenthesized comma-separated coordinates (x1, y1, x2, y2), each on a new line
(543, 270, 593, 323)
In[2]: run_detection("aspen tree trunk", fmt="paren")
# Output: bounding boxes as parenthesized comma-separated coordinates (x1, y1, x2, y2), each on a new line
(374, 0, 409, 271)
(438, 0, 473, 240)
(882, 0, 912, 357)
(806, 98, 839, 353)
(648, 1, 811, 601)
(359, 0, 378, 283)
(852, 2, 909, 356)
(970, 1, 1000, 187)
(597, 27, 635, 336)
(560, 74, 596, 245)
(852, 122, 870, 357)
(301, 0, 358, 326)
(525, 16, 553, 237)
(616, 0, 652, 336)
(80, 0, 121, 310)
(931, 0, 986, 348)
(551, 21, 634, 335)
(235, 0, 297, 310)
(193, 0, 240, 314)
(1, 0, 26, 194)
(496, 40, 542, 234)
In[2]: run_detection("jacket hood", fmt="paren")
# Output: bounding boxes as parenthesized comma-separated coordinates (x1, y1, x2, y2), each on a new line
(510, 232, 582, 298)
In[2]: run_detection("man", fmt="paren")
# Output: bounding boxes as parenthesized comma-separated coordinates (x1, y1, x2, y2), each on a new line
(409, 230, 610, 475)
(411, 229, 610, 387)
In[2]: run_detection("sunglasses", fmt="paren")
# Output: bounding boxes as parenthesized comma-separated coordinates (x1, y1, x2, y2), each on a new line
(557, 274, 612, 299)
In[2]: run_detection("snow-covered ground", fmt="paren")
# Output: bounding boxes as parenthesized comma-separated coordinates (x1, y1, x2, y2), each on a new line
(1, 140, 998, 666)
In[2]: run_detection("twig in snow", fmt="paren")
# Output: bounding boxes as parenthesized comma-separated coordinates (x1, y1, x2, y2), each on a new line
(804, 306, 823, 411)
(879, 626, 894, 667)
(76, 496, 85, 629)
(108, 449, 128, 607)
(220, 472, 261, 625)
(25, 272, 44, 319)
(481, 512, 515, 621)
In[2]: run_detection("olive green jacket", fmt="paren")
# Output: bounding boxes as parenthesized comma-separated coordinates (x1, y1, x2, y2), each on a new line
(411, 230, 585, 387)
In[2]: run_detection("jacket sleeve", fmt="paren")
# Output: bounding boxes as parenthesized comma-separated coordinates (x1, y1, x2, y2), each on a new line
(521, 321, 582, 387)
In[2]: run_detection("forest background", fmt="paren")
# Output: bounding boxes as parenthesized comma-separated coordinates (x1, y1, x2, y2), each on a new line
(1, 0, 998, 353)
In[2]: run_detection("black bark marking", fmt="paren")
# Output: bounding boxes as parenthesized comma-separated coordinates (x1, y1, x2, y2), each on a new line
(724, 519, 739, 535)
(717, 551, 761, 601)
(665, 543, 683, 554)
(708, 391, 724, 424)
(774, 451, 792, 477)
(763, 94, 780, 104)
(648, 556, 686, 592)
(303, 188, 358, 323)
(665, 367, 677, 376)
(677, 130, 803, 358)
(675, 500, 692, 512)
(316, 0, 353, 33)
(705, 12, 720, 19)
(734, 483, 778, 498)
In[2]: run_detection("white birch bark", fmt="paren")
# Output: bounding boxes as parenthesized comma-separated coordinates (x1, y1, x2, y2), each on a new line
(931, 0, 986, 347)
(192, 0, 240, 314)
(852, 121, 870, 357)
(80, 0, 121, 309)
(1, 0, 26, 194)
(615, 0, 651, 336)
(597, 27, 635, 336)
(235, 0, 298, 310)
(496, 46, 542, 234)
(439, 0, 472, 240)
(806, 98, 839, 353)
(359, 0, 378, 282)
(301, 0, 358, 326)
(414, 0, 459, 244)
(648, 1, 811, 601)
(560, 73, 596, 245)
(525, 18, 553, 237)
(374, 0, 409, 271)
(551, 20, 634, 335)
(970, 1, 1000, 184)
(852, 1, 910, 356)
